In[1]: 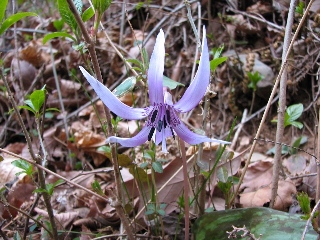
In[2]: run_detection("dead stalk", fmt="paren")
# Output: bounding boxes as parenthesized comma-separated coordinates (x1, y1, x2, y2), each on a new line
(270, 0, 296, 209)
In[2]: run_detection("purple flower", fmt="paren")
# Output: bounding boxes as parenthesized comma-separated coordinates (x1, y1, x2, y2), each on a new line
(79, 27, 230, 152)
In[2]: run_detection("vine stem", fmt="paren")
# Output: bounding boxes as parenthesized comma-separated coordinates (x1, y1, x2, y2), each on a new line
(229, 0, 315, 205)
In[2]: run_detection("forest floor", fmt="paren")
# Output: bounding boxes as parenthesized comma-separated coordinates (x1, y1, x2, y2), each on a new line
(1, 0, 320, 239)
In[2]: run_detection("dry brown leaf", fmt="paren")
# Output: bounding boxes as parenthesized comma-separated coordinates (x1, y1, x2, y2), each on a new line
(12, 58, 37, 89)
(240, 180, 296, 210)
(241, 158, 274, 192)
(60, 79, 81, 97)
(0, 157, 27, 187)
(19, 42, 44, 67)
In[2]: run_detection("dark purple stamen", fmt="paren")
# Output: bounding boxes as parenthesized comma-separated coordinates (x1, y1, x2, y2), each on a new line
(148, 127, 155, 141)
(151, 110, 158, 123)
(163, 117, 167, 129)
(166, 109, 170, 124)
(170, 127, 175, 140)
(157, 120, 163, 132)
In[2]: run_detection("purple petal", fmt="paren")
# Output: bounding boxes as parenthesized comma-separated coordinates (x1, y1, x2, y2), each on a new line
(80, 66, 146, 120)
(148, 29, 165, 105)
(174, 26, 210, 112)
(106, 125, 150, 147)
(173, 121, 230, 145)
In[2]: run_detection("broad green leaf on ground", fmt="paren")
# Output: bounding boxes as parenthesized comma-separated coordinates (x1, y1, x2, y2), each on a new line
(193, 207, 318, 240)
(0, 12, 37, 35)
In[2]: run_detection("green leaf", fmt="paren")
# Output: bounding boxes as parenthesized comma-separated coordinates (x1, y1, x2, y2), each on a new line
(53, 19, 64, 31)
(58, 0, 77, 32)
(11, 159, 33, 176)
(30, 89, 45, 112)
(0, 12, 37, 35)
(217, 166, 228, 183)
(143, 150, 154, 160)
(193, 207, 318, 240)
(97, 145, 111, 153)
(286, 103, 303, 123)
(43, 32, 76, 44)
(163, 76, 184, 90)
(91, 180, 104, 195)
(112, 76, 136, 98)
(140, 162, 149, 169)
(18, 104, 36, 114)
(92, 0, 112, 14)
(297, 192, 311, 214)
(292, 135, 308, 149)
(290, 121, 303, 129)
(0, 0, 8, 23)
(152, 161, 163, 173)
(210, 56, 227, 72)
(82, 6, 94, 22)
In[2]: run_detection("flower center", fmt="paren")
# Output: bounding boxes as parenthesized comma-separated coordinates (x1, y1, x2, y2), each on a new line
(146, 103, 179, 142)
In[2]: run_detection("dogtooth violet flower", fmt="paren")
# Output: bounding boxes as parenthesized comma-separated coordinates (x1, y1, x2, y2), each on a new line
(79, 27, 230, 152)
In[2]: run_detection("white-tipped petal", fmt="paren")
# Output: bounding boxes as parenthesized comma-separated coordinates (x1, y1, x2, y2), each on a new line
(80, 66, 146, 120)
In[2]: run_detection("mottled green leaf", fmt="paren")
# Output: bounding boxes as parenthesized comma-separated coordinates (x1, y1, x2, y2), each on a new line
(193, 207, 318, 240)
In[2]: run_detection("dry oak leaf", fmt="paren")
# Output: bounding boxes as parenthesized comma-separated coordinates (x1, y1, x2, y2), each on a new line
(240, 158, 273, 192)
(283, 154, 307, 176)
(240, 179, 296, 210)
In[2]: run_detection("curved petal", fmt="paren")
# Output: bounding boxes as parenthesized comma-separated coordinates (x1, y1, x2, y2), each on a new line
(174, 26, 210, 112)
(106, 125, 150, 147)
(148, 29, 165, 105)
(80, 66, 146, 120)
(173, 121, 230, 145)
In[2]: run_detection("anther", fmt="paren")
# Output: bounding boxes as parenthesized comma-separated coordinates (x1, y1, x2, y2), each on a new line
(151, 110, 158, 123)
(170, 127, 175, 140)
(148, 127, 155, 141)
(157, 120, 163, 132)
(166, 109, 170, 123)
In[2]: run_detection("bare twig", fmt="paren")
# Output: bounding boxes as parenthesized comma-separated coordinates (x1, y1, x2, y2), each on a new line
(301, 198, 320, 239)
(270, 0, 297, 209)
